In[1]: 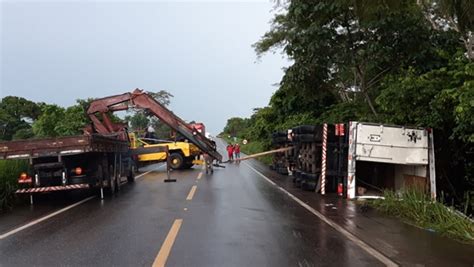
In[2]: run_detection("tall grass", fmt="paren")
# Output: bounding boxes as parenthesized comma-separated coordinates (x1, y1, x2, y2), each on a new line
(0, 160, 29, 211)
(372, 188, 474, 243)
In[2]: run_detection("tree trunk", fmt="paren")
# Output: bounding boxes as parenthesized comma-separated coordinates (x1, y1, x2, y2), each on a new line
(355, 65, 378, 117)
(463, 31, 474, 61)
(363, 91, 378, 117)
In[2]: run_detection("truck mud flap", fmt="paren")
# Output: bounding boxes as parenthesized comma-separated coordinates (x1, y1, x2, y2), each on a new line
(16, 184, 90, 194)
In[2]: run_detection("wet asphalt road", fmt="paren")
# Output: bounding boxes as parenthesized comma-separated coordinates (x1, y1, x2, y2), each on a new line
(0, 140, 436, 266)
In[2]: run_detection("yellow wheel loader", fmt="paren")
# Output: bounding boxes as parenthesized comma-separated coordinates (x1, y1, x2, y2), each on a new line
(129, 133, 204, 170)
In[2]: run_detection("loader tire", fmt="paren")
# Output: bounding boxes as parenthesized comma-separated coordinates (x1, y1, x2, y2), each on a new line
(170, 153, 185, 169)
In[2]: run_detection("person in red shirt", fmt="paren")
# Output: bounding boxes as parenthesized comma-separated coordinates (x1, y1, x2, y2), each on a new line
(234, 144, 241, 160)
(226, 144, 234, 161)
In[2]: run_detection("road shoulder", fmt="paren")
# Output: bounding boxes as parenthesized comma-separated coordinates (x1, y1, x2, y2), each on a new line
(245, 158, 474, 266)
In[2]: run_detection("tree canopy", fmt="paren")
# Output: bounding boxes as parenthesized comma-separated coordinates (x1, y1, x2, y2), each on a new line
(124, 90, 174, 139)
(0, 89, 175, 141)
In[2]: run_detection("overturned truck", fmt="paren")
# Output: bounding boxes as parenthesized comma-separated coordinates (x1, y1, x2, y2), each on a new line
(270, 131, 294, 175)
(272, 122, 436, 199)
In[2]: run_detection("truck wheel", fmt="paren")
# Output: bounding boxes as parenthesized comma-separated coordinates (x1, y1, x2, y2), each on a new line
(135, 159, 140, 172)
(272, 136, 287, 144)
(302, 180, 317, 191)
(107, 165, 117, 194)
(169, 153, 184, 169)
(271, 131, 287, 138)
(298, 134, 317, 143)
(127, 163, 135, 183)
(183, 157, 194, 169)
(94, 164, 103, 191)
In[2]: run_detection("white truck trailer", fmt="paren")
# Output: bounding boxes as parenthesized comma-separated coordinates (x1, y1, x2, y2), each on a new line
(345, 122, 436, 199)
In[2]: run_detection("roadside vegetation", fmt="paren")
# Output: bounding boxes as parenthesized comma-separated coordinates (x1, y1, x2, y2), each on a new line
(222, 0, 474, 217)
(0, 160, 29, 212)
(371, 189, 474, 244)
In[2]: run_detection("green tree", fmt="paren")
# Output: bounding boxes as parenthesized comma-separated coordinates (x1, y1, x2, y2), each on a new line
(12, 128, 35, 140)
(0, 96, 41, 140)
(54, 104, 89, 136)
(125, 112, 149, 131)
(31, 99, 92, 138)
(125, 90, 174, 135)
(255, 0, 437, 118)
(418, 0, 474, 60)
(32, 104, 66, 137)
(223, 117, 248, 138)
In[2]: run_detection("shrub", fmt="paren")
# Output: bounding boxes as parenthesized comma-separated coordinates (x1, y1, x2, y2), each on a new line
(372, 188, 474, 243)
(0, 160, 29, 211)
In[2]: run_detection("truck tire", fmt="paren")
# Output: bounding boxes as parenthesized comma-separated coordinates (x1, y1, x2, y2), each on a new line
(295, 177, 302, 188)
(293, 125, 314, 134)
(277, 167, 288, 175)
(272, 136, 287, 144)
(183, 163, 194, 169)
(302, 180, 317, 191)
(94, 164, 104, 190)
(272, 131, 287, 138)
(183, 157, 194, 169)
(134, 159, 140, 172)
(169, 153, 185, 169)
(114, 164, 121, 192)
(298, 134, 318, 143)
(127, 163, 135, 183)
(106, 165, 117, 194)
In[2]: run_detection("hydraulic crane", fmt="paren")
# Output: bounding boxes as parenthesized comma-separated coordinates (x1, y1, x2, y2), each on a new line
(85, 89, 222, 162)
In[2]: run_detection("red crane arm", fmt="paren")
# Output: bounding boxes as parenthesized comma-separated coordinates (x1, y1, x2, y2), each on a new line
(86, 89, 222, 161)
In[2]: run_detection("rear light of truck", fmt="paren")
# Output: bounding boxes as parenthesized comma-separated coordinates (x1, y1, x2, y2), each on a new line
(18, 172, 32, 184)
(74, 167, 83, 175)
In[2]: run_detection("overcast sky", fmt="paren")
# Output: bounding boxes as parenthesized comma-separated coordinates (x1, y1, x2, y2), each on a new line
(0, 0, 287, 135)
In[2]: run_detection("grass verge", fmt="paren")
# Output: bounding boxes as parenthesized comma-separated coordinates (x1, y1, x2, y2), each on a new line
(0, 160, 29, 212)
(371, 189, 474, 244)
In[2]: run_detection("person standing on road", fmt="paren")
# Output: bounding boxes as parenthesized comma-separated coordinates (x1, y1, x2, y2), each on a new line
(226, 144, 234, 161)
(234, 143, 241, 160)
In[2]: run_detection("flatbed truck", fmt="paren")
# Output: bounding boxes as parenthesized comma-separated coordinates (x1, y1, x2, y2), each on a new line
(0, 134, 134, 201)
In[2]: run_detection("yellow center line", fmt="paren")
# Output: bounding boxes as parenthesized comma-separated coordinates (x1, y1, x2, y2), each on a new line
(197, 172, 203, 180)
(152, 219, 183, 267)
(186, 185, 197, 200)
